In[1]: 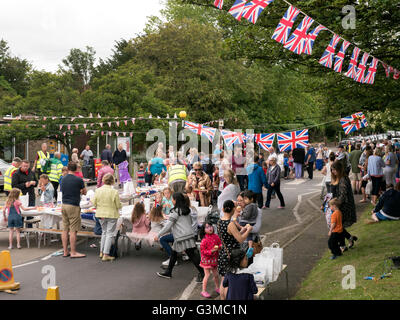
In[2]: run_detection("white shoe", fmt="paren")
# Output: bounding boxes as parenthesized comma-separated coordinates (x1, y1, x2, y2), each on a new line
(162, 258, 178, 267)
(182, 253, 189, 261)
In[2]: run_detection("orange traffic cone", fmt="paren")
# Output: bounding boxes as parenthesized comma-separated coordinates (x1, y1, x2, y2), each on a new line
(0, 250, 20, 291)
(46, 286, 60, 300)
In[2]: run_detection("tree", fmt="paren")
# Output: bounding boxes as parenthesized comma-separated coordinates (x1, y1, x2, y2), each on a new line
(59, 46, 96, 92)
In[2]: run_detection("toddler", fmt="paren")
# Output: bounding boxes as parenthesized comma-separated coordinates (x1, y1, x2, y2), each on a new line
(328, 198, 344, 260)
(237, 190, 258, 256)
(199, 222, 221, 298)
(222, 248, 258, 300)
(3, 188, 36, 249)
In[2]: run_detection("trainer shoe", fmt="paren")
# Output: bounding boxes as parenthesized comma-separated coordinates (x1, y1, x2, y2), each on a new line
(349, 236, 358, 248)
(157, 271, 172, 279)
(182, 253, 189, 261)
(161, 258, 178, 267)
(201, 291, 211, 298)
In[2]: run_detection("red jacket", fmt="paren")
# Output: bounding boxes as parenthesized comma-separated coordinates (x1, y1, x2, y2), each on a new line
(200, 233, 222, 268)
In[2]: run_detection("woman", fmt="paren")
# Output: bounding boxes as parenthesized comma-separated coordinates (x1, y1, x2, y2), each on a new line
(264, 156, 285, 209)
(93, 173, 122, 261)
(321, 152, 336, 194)
(186, 148, 199, 170)
(155, 192, 204, 282)
(149, 150, 167, 185)
(370, 182, 400, 222)
(217, 169, 240, 214)
(71, 148, 79, 164)
(187, 162, 213, 207)
(383, 145, 398, 187)
(217, 199, 253, 300)
(316, 144, 324, 171)
(359, 148, 373, 203)
(367, 148, 386, 205)
(330, 161, 357, 250)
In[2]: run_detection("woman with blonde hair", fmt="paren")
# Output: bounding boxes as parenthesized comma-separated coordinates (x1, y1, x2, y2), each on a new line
(71, 148, 79, 163)
(93, 173, 122, 261)
(217, 169, 240, 213)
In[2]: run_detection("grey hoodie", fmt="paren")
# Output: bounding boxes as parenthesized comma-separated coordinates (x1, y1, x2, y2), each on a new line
(158, 208, 196, 242)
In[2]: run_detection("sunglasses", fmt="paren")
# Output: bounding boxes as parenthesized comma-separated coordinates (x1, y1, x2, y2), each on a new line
(194, 169, 202, 171)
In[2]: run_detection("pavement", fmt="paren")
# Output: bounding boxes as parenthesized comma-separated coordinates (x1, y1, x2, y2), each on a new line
(0, 171, 370, 300)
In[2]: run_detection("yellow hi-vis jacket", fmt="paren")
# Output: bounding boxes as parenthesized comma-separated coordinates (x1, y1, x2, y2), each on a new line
(168, 165, 187, 184)
(48, 159, 63, 183)
(4, 166, 18, 191)
(36, 150, 50, 170)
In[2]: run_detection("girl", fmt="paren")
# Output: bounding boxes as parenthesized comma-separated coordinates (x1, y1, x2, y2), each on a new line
(222, 248, 258, 300)
(161, 187, 173, 216)
(127, 202, 151, 250)
(154, 192, 163, 208)
(149, 205, 167, 236)
(154, 192, 204, 282)
(199, 222, 222, 298)
(3, 188, 36, 249)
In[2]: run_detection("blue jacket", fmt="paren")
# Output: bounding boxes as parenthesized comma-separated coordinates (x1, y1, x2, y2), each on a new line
(246, 164, 268, 194)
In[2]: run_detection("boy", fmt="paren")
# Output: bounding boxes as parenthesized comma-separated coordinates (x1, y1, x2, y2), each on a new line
(136, 163, 146, 187)
(328, 198, 344, 260)
(38, 174, 55, 206)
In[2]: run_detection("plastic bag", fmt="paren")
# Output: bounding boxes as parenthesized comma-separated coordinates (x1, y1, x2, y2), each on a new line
(261, 243, 283, 281)
(0, 210, 7, 228)
(243, 254, 274, 285)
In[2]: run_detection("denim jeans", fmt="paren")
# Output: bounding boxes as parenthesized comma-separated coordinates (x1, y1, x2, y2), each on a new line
(160, 233, 174, 257)
(99, 218, 117, 255)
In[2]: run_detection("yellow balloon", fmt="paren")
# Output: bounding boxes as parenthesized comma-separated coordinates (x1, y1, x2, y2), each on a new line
(179, 111, 187, 119)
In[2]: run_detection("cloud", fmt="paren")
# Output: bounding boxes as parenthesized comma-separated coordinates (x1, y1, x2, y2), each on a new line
(0, 0, 164, 72)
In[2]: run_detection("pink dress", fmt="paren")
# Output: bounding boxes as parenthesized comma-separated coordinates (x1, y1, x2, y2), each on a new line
(200, 233, 222, 269)
(127, 215, 153, 245)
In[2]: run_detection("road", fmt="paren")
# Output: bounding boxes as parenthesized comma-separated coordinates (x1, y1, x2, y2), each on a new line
(1, 170, 366, 300)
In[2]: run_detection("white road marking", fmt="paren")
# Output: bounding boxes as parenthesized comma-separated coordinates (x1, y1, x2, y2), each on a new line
(13, 260, 39, 269)
(178, 277, 198, 300)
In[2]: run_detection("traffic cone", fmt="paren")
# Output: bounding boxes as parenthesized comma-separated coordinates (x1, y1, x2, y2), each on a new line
(0, 250, 20, 291)
(46, 286, 60, 300)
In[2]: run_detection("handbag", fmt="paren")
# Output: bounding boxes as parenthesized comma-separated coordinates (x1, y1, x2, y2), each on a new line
(109, 230, 121, 259)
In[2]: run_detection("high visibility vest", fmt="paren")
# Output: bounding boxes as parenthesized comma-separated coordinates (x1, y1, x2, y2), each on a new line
(48, 160, 63, 183)
(4, 166, 17, 191)
(168, 165, 187, 184)
(36, 151, 50, 170)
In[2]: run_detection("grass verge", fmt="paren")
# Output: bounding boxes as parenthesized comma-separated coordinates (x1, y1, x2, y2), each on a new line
(294, 205, 400, 300)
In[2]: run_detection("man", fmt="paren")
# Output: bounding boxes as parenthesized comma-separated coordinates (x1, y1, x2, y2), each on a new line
(80, 145, 93, 166)
(97, 160, 114, 188)
(60, 162, 87, 258)
(292, 147, 306, 179)
(12, 160, 37, 207)
(48, 152, 64, 201)
(187, 162, 213, 207)
(167, 158, 188, 193)
(349, 144, 363, 194)
(113, 144, 128, 186)
(232, 146, 247, 191)
(32, 143, 50, 178)
(200, 152, 214, 182)
(305, 145, 316, 180)
(100, 144, 113, 165)
(3, 157, 22, 196)
(246, 155, 269, 209)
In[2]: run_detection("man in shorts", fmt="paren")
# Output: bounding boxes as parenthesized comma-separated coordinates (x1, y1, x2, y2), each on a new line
(349, 144, 363, 194)
(60, 162, 87, 258)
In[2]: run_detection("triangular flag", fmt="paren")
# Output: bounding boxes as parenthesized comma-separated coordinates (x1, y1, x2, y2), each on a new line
(116, 121, 120, 127)
(89, 113, 93, 118)
(85, 130, 89, 134)
(59, 125, 63, 130)
(83, 124, 87, 128)
(174, 113, 177, 118)
(71, 117, 75, 122)
(43, 117, 47, 121)
(63, 132, 66, 136)
(124, 120, 128, 126)
(108, 122, 112, 127)
(149, 114, 152, 119)
(123, 132, 126, 137)
(71, 130, 74, 135)
(101, 131, 104, 136)
(90, 123, 94, 127)
(108, 131, 112, 136)
(75, 124, 79, 129)
(42, 125, 46, 128)
(52, 117, 57, 120)
(67, 125, 71, 130)
(132, 119, 135, 125)
(116, 132, 119, 136)
(97, 114, 101, 118)
(167, 114, 170, 119)
(100, 123, 103, 127)
(130, 132, 133, 137)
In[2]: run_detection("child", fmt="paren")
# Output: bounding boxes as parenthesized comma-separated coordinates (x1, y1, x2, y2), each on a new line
(59, 166, 68, 186)
(148, 205, 166, 235)
(199, 222, 222, 298)
(328, 198, 344, 260)
(161, 187, 173, 216)
(222, 248, 258, 300)
(127, 202, 151, 250)
(237, 190, 258, 256)
(283, 152, 289, 180)
(158, 171, 167, 185)
(38, 174, 55, 207)
(136, 163, 146, 187)
(3, 188, 36, 249)
(154, 191, 163, 208)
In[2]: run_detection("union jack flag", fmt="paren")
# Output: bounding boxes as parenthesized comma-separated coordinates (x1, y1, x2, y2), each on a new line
(363, 57, 378, 85)
(303, 24, 327, 55)
(277, 130, 309, 152)
(354, 52, 369, 83)
(319, 34, 341, 68)
(283, 16, 314, 54)
(340, 112, 368, 135)
(242, 0, 275, 24)
(381, 63, 393, 78)
(255, 133, 275, 151)
(184, 121, 217, 143)
(272, 5, 300, 45)
(228, 0, 247, 21)
(333, 40, 350, 73)
(220, 129, 246, 147)
(345, 47, 361, 79)
(214, 0, 224, 9)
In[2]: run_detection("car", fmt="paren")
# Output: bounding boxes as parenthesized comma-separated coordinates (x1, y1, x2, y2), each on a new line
(0, 159, 12, 190)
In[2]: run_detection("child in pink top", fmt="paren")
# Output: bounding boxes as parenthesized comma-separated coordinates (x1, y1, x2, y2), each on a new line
(199, 222, 222, 298)
(127, 202, 151, 250)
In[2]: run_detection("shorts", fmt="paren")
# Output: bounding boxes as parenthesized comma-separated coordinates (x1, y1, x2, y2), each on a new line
(351, 172, 360, 181)
(7, 213, 23, 229)
(375, 211, 398, 221)
(62, 204, 81, 232)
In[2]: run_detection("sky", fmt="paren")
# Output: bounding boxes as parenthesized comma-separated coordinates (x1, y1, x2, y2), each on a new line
(0, 0, 165, 72)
